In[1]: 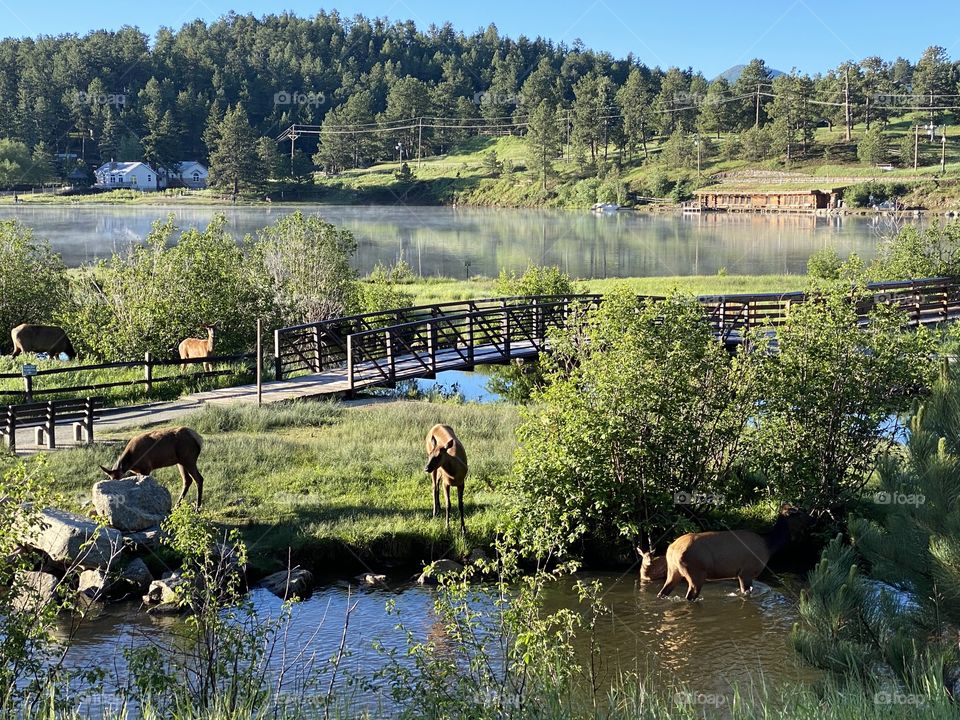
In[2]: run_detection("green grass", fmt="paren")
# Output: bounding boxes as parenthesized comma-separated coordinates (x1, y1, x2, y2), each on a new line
(396, 274, 807, 305)
(10, 399, 520, 574)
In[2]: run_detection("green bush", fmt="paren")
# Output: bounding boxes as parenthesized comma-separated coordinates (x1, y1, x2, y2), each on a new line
(806, 247, 844, 280)
(0, 220, 70, 353)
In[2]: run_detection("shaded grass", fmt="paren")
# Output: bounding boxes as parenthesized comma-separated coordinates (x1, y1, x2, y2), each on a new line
(6, 399, 519, 575)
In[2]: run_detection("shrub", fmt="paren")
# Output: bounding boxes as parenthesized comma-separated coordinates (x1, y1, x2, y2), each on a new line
(806, 247, 844, 280)
(0, 220, 70, 353)
(648, 169, 672, 197)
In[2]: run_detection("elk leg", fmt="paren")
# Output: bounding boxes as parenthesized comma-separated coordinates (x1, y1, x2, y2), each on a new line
(11, 347, 21, 359)
(176, 464, 193, 505)
(683, 569, 705, 601)
(444, 484, 451, 531)
(432, 473, 440, 518)
(189, 466, 205, 508)
(738, 575, 754, 594)
(457, 485, 465, 534)
(658, 570, 682, 598)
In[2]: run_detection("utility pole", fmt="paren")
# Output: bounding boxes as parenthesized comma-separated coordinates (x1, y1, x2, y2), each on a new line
(865, 97, 870, 130)
(844, 69, 851, 142)
(755, 83, 761, 127)
(941, 127, 947, 174)
(417, 117, 423, 168)
(914, 124, 919, 170)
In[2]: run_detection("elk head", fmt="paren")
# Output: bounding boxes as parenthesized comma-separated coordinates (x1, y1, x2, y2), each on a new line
(425, 438, 457, 473)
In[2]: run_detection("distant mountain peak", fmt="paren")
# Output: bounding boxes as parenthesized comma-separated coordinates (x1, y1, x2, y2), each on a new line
(715, 64, 785, 83)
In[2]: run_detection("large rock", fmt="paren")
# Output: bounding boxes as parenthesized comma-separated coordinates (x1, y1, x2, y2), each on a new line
(120, 558, 153, 594)
(13, 570, 60, 611)
(144, 572, 186, 606)
(259, 568, 314, 599)
(92, 476, 172, 532)
(417, 559, 464, 586)
(25, 508, 124, 570)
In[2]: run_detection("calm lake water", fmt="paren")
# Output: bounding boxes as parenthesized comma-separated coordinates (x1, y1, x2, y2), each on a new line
(62, 572, 818, 715)
(0, 204, 908, 277)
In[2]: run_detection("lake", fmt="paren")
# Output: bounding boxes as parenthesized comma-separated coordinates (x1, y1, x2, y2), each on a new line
(0, 204, 908, 277)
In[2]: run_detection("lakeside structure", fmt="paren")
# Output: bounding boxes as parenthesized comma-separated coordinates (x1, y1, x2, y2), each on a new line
(692, 188, 843, 212)
(93, 161, 209, 191)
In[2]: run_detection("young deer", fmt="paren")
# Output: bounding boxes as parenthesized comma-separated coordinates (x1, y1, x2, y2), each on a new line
(178, 324, 216, 372)
(100, 427, 206, 507)
(424, 424, 468, 533)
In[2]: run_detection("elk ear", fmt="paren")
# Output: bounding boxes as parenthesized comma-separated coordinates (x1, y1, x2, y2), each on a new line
(99, 465, 115, 478)
(444, 438, 456, 450)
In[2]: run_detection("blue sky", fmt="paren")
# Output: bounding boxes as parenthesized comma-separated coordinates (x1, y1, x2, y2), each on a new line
(3, 0, 960, 77)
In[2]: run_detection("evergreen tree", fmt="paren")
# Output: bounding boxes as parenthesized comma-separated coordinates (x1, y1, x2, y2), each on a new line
(616, 67, 653, 160)
(732, 58, 773, 129)
(208, 105, 261, 195)
(525, 100, 561, 190)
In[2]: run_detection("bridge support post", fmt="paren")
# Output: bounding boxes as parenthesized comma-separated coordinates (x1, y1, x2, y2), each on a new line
(312, 326, 322, 373)
(85, 398, 95, 444)
(428, 323, 438, 375)
(274, 330, 283, 381)
(144, 352, 153, 394)
(347, 335, 355, 393)
(501, 301, 511, 363)
(466, 313, 474, 370)
(4, 407, 15, 453)
(386, 330, 396, 384)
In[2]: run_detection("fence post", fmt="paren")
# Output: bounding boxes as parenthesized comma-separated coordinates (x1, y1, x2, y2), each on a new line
(502, 301, 511, 362)
(312, 325, 322, 373)
(466, 312, 474, 369)
(85, 398, 95, 444)
(144, 351, 153, 394)
(256, 319, 263, 406)
(274, 329, 283, 381)
(45, 401, 56, 450)
(23, 375, 33, 403)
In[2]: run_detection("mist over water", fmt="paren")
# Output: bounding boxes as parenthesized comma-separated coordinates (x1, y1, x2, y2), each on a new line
(0, 204, 904, 277)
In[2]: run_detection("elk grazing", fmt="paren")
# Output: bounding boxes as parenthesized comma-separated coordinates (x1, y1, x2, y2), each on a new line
(424, 424, 468, 533)
(10, 324, 76, 359)
(658, 504, 808, 601)
(638, 548, 667, 583)
(100, 427, 206, 507)
(179, 324, 216, 372)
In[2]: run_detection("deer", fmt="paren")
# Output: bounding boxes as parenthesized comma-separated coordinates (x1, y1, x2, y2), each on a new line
(658, 504, 809, 601)
(178, 324, 216, 372)
(424, 424, 468, 534)
(100, 427, 206, 507)
(10, 324, 76, 359)
(637, 547, 667, 583)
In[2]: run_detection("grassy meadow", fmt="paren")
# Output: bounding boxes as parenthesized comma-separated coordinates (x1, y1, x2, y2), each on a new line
(7, 399, 520, 575)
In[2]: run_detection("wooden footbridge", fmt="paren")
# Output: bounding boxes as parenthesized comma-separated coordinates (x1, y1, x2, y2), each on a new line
(271, 276, 960, 396)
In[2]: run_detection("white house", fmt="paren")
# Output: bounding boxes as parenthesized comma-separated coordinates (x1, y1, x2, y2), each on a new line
(93, 161, 158, 190)
(162, 161, 209, 189)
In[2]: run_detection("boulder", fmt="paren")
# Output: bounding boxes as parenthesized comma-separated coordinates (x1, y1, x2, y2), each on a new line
(259, 568, 314, 599)
(122, 527, 163, 552)
(79, 558, 154, 602)
(143, 572, 186, 606)
(78, 568, 110, 597)
(120, 558, 153, 594)
(417, 558, 464, 586)
(92, 476, 172, 532)
(13, 570, 59, 612)
(25, 508, 124, 570)
(355, 572, 387, 587)
(467, 548, 490, 565)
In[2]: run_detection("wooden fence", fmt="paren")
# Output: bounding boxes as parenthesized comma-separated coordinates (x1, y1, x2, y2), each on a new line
(0, 353, 255, 404)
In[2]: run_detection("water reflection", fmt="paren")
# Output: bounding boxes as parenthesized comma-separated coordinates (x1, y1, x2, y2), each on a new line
(0, 204, 912, 276)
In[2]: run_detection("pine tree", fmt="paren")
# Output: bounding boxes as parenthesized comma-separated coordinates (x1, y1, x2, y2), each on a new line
(525, 100, 561, 191)
(208, 105, 261, 195)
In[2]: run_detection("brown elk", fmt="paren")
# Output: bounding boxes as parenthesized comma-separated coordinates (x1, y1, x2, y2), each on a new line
(637, 548, 667, 583)
(178, 324, 216, 372)
(100, 427, 206, 507)
(424, 424, 468, 533)
(658, 504, 807, 601)
(11, 324, 76, 359)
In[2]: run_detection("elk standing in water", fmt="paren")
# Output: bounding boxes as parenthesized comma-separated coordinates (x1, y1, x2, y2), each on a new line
(424, 424, 468, 533)
(100, 427, 206, 507)
(638, 548, 667, 583)
(658, 504, 807, 601)
(179, 324, 216, 372)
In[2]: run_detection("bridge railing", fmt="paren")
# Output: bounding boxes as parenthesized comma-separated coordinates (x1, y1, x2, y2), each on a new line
(272, 276, 960, 388)
(344, 296, 601, 390)
(273, 294, 601, 380)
